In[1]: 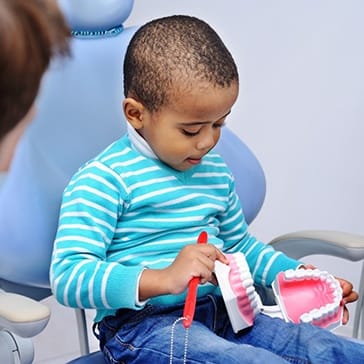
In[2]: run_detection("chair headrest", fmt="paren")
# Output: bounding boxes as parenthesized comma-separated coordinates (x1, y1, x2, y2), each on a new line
(57, 0, 134, 32)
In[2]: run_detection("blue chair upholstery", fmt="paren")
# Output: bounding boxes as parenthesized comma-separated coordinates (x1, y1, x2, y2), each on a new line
(0, 1, 362, 363)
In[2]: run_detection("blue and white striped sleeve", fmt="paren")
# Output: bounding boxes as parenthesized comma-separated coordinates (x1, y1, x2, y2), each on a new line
(50, 161, 145, 311)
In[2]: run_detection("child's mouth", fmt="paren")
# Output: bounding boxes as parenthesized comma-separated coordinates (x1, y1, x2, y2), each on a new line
(187, 157, 202, 165)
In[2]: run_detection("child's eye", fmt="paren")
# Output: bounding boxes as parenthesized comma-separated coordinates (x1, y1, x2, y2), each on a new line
(213, 122, 226, 129)
(182, 129, 200, 137)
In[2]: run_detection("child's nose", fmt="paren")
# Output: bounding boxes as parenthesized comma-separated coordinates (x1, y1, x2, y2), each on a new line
(196, 129, 216, 150)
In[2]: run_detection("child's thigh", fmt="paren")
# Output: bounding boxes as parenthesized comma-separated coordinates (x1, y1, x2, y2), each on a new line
(228, 313, 364, 364)
(102, 314, 288, 364)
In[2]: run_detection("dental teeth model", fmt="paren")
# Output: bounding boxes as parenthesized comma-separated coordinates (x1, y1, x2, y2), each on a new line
(214, 253, 343, 333)
(272, 268, 343, 331)
(215, 253, 262, 333)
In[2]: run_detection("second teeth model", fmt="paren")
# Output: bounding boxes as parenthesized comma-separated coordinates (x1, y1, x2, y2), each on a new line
(214, 252, 343, 333)
(272, 268, 343, 331)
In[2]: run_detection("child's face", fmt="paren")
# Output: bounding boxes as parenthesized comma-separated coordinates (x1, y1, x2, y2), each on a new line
(133, 83, 238, 171)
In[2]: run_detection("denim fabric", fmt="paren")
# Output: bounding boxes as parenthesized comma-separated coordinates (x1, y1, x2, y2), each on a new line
(96, 295, 364, 364)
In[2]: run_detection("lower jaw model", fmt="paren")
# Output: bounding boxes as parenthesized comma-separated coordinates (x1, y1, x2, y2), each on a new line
(214, 253, 343, 333)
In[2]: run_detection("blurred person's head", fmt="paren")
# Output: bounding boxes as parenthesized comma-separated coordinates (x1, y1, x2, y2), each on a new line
(0, 0, 70, 140)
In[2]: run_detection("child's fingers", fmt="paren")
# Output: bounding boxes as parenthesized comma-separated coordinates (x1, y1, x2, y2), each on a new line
(342, 305, 349, 325)
(337, 277, 358, 304)
(198, 244, 228, 265)
(215, 248, 229, 264)
(342, 289, 358, 305)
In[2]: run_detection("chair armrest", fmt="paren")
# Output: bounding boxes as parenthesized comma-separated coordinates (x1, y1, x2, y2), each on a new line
(0, 290, 50, 337)
(268, 230, 364, 262)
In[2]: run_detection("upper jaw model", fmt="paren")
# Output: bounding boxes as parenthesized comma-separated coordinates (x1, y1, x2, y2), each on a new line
(214, 252, 343, 333)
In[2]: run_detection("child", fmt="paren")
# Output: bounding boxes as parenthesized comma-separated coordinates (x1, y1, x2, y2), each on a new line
(0, 0, 70, 165)
(50, 15, 363, 363)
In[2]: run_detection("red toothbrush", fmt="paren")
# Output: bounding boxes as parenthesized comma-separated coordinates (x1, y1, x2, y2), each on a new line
(183, 231, 208, 329)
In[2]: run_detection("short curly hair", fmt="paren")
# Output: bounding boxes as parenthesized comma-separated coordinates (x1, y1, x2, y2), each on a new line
(123, 15, 239, 112)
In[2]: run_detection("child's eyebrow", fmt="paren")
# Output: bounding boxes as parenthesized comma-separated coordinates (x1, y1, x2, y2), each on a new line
(179, 110, 231, 126)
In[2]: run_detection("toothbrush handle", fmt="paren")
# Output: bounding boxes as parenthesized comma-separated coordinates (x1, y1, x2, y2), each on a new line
(183, 231, 208, 328)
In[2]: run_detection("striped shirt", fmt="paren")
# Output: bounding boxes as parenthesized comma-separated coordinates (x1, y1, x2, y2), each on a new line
(50, 132, 300, 322)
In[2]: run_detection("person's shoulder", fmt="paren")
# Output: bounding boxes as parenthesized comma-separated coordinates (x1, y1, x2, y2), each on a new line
(72, 135, 130, 174)
(93, 134, 132, 164)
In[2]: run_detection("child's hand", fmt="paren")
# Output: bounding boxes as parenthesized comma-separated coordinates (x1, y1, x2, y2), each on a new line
(165, 244, 229, 295)
(336, 277, 358, 325)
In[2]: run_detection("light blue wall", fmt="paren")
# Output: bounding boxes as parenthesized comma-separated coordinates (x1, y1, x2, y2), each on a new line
(126, 0, 364, 335)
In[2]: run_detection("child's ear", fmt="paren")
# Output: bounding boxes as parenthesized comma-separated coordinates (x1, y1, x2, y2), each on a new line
(123, 98, 145, 130)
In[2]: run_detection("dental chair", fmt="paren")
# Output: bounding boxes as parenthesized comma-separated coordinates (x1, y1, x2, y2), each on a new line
(0, 1, 363, 363)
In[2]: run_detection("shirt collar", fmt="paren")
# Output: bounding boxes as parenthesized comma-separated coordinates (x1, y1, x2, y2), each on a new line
(126, 122, 158, 159)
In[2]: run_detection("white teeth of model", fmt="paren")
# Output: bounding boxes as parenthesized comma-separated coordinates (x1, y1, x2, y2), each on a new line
(334, 296, 342, 307)
(335, 289, 343, 301)
(311, 308, 320, 320)
(245, 286, 255, 295)
(284, 269, 296, 280)
(310, 308, 326, 322)
(240, 272, 252, 281)
(242, 278, 254, 288)
(318, 306, 329, 319)
(250, 299, 259, 310)
(325, 303, 337, 315)
(330, 280, 341, 291)
(333, 288, 342, 300)
(333, 301, 341, 312)
(319, 271, 329, 281)
(295, 269, 306, 280)
(248, 291, 258, 303)
(304, 269, 313, 278)
(312, 269, 320, 280)
(300, 312, 313, 324)
(324, 277, 335, 287)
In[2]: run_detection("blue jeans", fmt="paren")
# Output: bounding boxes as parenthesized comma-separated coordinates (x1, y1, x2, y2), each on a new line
(96, 294, 364, 363)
